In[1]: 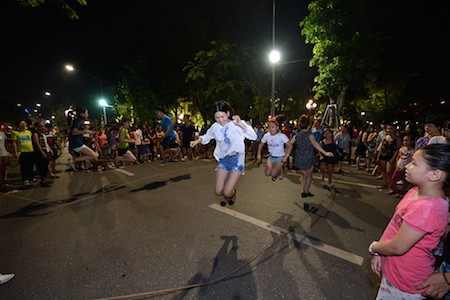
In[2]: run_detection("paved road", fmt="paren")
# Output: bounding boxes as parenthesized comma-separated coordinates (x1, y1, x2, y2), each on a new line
(0, 149, 397, 299)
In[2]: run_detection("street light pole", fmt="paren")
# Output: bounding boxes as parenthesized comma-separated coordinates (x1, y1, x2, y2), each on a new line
(65, 64, 104, 98)
(271, 0, 276, 117)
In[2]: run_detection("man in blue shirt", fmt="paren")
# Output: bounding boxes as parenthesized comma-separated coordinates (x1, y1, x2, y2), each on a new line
(155, 108, 177, 166)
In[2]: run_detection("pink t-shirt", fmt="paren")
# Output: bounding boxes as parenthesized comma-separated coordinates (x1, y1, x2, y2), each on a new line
(381, 186, 448, 293)
(96, 134, 108, 149)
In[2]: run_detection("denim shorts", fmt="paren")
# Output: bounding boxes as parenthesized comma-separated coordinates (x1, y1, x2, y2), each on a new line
(268, 155, 284, 166)
(72, 144, 86, 153)
(218, 153, 244, 173)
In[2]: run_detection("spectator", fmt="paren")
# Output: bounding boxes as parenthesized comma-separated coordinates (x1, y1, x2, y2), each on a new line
(180, 115, 196, 161)
(334, 126, 351, 174)
(11, 119, 35, 186)
(0, 125, 12, 193)
(32, 121, 53, 187)
(288, 114, 333, 198)
(369, 144, 450, 299)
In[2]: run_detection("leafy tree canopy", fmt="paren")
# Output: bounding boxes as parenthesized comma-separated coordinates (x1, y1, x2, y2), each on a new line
(184, 41, 258, 125)
(17, 0, 87, 19)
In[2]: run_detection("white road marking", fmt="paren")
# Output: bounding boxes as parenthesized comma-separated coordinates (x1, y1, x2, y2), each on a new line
(209, 204, 364, 266)
(114, 168, 135, 176)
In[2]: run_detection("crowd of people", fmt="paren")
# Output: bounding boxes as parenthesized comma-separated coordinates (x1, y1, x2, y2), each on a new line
(2, 104, 450, 298)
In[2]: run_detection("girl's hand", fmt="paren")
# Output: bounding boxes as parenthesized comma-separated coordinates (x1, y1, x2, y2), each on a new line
(371, 255, 382, 277)
(190, 140, 199, 148)
(324, 152, 334, 157)
(232, 115, 242, 123)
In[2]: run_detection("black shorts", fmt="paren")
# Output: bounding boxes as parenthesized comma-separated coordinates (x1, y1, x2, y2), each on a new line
(118, 148, 128, 156)
(161, 136, 178, 150)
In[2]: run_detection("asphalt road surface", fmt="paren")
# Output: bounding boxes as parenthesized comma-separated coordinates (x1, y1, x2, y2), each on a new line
(0, 152, 396, 299)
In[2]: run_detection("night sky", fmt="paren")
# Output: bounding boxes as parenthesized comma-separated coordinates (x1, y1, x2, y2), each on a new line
(1, 0, 310, 122)
(2, 1, 450, 123)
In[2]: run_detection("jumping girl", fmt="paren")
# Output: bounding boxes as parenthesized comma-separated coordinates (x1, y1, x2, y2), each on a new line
(257, 116, 292, 181)
(369, 143, 450, 299)
(68, 107, 98, 170)
(190, 101, 257, 206)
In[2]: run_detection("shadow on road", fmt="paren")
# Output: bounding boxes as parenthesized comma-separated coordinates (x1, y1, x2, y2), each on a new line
(130, 174, 191, 193)
(172, 235, 257, 299)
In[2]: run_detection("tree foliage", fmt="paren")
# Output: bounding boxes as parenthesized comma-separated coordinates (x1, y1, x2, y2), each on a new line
(300, 0, 385, 108)
(300, 0, 450, 123)
(183, 41, 259, 125)
(17, 0, 87, 19)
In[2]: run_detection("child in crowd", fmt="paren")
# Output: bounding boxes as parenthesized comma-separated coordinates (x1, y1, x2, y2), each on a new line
(390, 134, 414, 198)
(318, 128, 340, 185)
(369, 144, 450, 299)
(141, 134, 152, 163)
(190, 101, 257, 206)
(257, 116, 292, 181)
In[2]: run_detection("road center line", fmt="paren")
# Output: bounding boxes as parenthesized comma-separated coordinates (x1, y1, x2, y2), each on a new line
(209, 204, 364, 266)
(114, 168, 135, 176)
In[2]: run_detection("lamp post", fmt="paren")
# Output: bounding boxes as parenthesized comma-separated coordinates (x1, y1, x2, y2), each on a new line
(268, 0, 280, 118)
(306, 99, 317, 116)
(65, 64, 104, 98)
(99, 98, 112, 126)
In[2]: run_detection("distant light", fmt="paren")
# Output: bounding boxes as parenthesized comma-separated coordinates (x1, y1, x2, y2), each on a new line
(99, 99, 107, 107)
(361, 111, 366, 116)
(65, 64, 74, 72)
(45, 120, 51, 124)
(36, 103, 42, 107)
(17, 102, 22, 107)
(51, 115, 56, 119)
(24, 108, 30, 114)
(44, 91, 51, 96)
(269, 50, 281, 64)
(441, 100, 446, 105)
(33, 109, 38, 113)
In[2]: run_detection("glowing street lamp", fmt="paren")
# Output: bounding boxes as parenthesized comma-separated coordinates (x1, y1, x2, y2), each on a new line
(269, 50, 281, 117)
(99, 98, 111, 126)
(306, 99, 317, 114)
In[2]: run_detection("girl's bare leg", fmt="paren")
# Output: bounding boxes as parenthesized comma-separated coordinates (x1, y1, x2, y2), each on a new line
(73, 147, 98, 162)
(304, 167, 314, 193)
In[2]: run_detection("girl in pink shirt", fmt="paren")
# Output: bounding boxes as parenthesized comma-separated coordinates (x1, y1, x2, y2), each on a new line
(369, 144, 450, 299)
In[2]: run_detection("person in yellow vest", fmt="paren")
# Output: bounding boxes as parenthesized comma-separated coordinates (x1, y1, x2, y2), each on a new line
(115, 118, 137, 167)
(12, 120, 35, 186)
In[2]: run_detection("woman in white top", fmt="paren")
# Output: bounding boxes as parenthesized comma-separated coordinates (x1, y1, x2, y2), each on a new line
(257, 116, 292, 181)
(190, 101, 257, 206)
(0, 127, 12, 192)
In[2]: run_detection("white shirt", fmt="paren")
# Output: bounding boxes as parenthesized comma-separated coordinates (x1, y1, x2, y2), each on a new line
(261, 132, 289, 157)
(0, 131, 7, 157)
(428, 136, 447, 145)
(200, 120, 257, 165)
(134, 129, 143, 145)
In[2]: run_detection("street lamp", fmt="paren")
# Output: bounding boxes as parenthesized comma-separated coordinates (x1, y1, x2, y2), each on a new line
(306, 99, 317, 115)
(99, 98, 111, 126)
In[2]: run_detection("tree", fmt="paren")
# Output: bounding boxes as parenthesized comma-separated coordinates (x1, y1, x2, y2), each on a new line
(16, 0, 87, 19)
(300, 0, 385, 110)
(183, 41, 259, 125)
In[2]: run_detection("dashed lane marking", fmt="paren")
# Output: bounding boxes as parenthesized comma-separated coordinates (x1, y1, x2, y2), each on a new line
(209, 203, 364, 266)
(114, 168, 135, 176)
